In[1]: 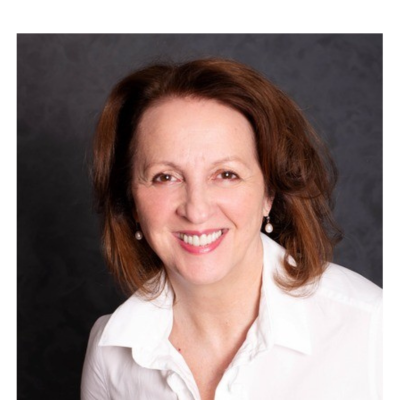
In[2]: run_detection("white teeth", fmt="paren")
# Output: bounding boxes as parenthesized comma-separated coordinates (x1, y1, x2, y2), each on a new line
(179, 230, 223, 247)
(200, 234, 207, 246)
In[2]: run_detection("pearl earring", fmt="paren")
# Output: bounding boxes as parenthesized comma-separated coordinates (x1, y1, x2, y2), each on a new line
(135, 222, 143, 240)
(264, 216, 273, 234)
(135, 231, 143, 240)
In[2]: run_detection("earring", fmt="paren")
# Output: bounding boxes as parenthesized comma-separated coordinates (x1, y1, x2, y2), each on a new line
(135, 223, 143, 240)
(264, 216, 273, 234)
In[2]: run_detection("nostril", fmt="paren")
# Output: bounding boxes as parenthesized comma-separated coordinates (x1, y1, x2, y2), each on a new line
(176, 190, 214, 224)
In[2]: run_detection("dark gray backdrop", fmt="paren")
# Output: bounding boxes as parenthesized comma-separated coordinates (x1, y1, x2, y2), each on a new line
(18, 34, 382, 400)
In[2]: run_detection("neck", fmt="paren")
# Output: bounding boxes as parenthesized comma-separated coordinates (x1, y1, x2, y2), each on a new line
(170, 259, 263, 340)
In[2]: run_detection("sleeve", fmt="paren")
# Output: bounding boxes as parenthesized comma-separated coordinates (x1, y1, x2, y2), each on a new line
(81, 316, 111, 400)
(369, 296, 382, 400)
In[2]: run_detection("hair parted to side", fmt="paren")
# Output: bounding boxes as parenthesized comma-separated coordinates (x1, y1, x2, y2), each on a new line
(92, 58, 343, 297)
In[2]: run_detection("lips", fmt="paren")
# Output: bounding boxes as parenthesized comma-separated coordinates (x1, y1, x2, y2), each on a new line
(178, 230, 223, 247)
(175, 229, 227, 254)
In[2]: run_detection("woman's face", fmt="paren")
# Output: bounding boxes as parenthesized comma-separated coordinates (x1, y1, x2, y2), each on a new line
(132, 97, 271, 289)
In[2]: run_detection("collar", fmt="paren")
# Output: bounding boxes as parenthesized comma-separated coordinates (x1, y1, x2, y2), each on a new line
(98, 233, 312, 358)
(98, 280, 173, 350)
(259, 233, 312, 355)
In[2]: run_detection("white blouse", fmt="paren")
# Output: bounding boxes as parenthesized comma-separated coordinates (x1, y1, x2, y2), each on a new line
(81, 234, 382, 400)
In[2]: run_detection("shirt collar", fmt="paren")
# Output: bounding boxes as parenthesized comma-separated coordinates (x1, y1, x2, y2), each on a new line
(98, 233, 312, 356)
(98, 281, 174, 352)
(260, 233, 312, 355)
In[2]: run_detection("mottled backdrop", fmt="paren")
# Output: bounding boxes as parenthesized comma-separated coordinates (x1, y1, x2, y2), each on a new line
(17, 34, 382, 399)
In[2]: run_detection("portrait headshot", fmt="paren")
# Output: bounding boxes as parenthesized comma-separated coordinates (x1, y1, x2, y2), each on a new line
(17, 34, 382, 399)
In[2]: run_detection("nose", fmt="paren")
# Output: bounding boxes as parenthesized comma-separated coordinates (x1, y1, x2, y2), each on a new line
(176, 181, 215, 224)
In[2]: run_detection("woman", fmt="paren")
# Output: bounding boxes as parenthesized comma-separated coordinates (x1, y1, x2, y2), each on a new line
(81, 59, 382, 400)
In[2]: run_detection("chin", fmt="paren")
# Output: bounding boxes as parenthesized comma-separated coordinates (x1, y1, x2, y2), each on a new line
(171, 263, 230, 288)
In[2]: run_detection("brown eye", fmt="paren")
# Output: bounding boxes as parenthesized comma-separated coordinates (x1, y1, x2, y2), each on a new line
(153, 173, 177, 183)
(219, 171, 238, 179)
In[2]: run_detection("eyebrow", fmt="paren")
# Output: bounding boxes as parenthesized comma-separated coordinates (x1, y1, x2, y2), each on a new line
(211, 156, 251, 168)
(143, 156, 251, 172)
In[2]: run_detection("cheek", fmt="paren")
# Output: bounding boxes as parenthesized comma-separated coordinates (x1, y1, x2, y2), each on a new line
(133, 188, 176, 226)
(219, 187, 266, 221)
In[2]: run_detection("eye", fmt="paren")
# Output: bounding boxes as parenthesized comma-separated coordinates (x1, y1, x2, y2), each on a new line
(217, 171, 239, 180)
(152, 173, 178, 184)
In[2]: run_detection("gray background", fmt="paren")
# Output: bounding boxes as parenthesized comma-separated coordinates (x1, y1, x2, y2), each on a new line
(18, 34, 382, 399)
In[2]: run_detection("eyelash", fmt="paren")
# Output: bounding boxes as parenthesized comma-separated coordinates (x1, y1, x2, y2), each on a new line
(217, 171, 239, 180)
(152, 173, 178, 183)
(151, 170, 240, 184)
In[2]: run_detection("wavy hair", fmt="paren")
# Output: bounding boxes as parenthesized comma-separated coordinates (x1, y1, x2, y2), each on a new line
(92, 58, 343, 296)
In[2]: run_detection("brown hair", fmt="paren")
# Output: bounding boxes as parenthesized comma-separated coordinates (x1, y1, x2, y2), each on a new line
(92, 58, 342, 296)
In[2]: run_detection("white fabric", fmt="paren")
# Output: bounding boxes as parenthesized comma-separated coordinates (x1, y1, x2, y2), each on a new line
(81, 233, 382, 400)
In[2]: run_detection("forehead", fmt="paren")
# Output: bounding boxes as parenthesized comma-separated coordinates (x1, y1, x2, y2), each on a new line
(135, 97, 258, 160)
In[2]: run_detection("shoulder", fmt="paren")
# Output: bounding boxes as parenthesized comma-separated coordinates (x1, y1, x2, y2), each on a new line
(261, 233, 382, 311)
(316, 262, 382, 311)
(84, 314, 112, 365)
(88, 315, 112, 344)
(81, 315, 113, 400)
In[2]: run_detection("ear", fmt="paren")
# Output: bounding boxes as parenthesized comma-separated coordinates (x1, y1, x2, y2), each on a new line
(131, 200, 140, 223)
(131, 191, 139, 222)
(262, 192, 274, 217)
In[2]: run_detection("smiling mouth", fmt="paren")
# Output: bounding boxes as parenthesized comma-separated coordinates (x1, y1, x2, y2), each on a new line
(178, 230, 225, 247)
